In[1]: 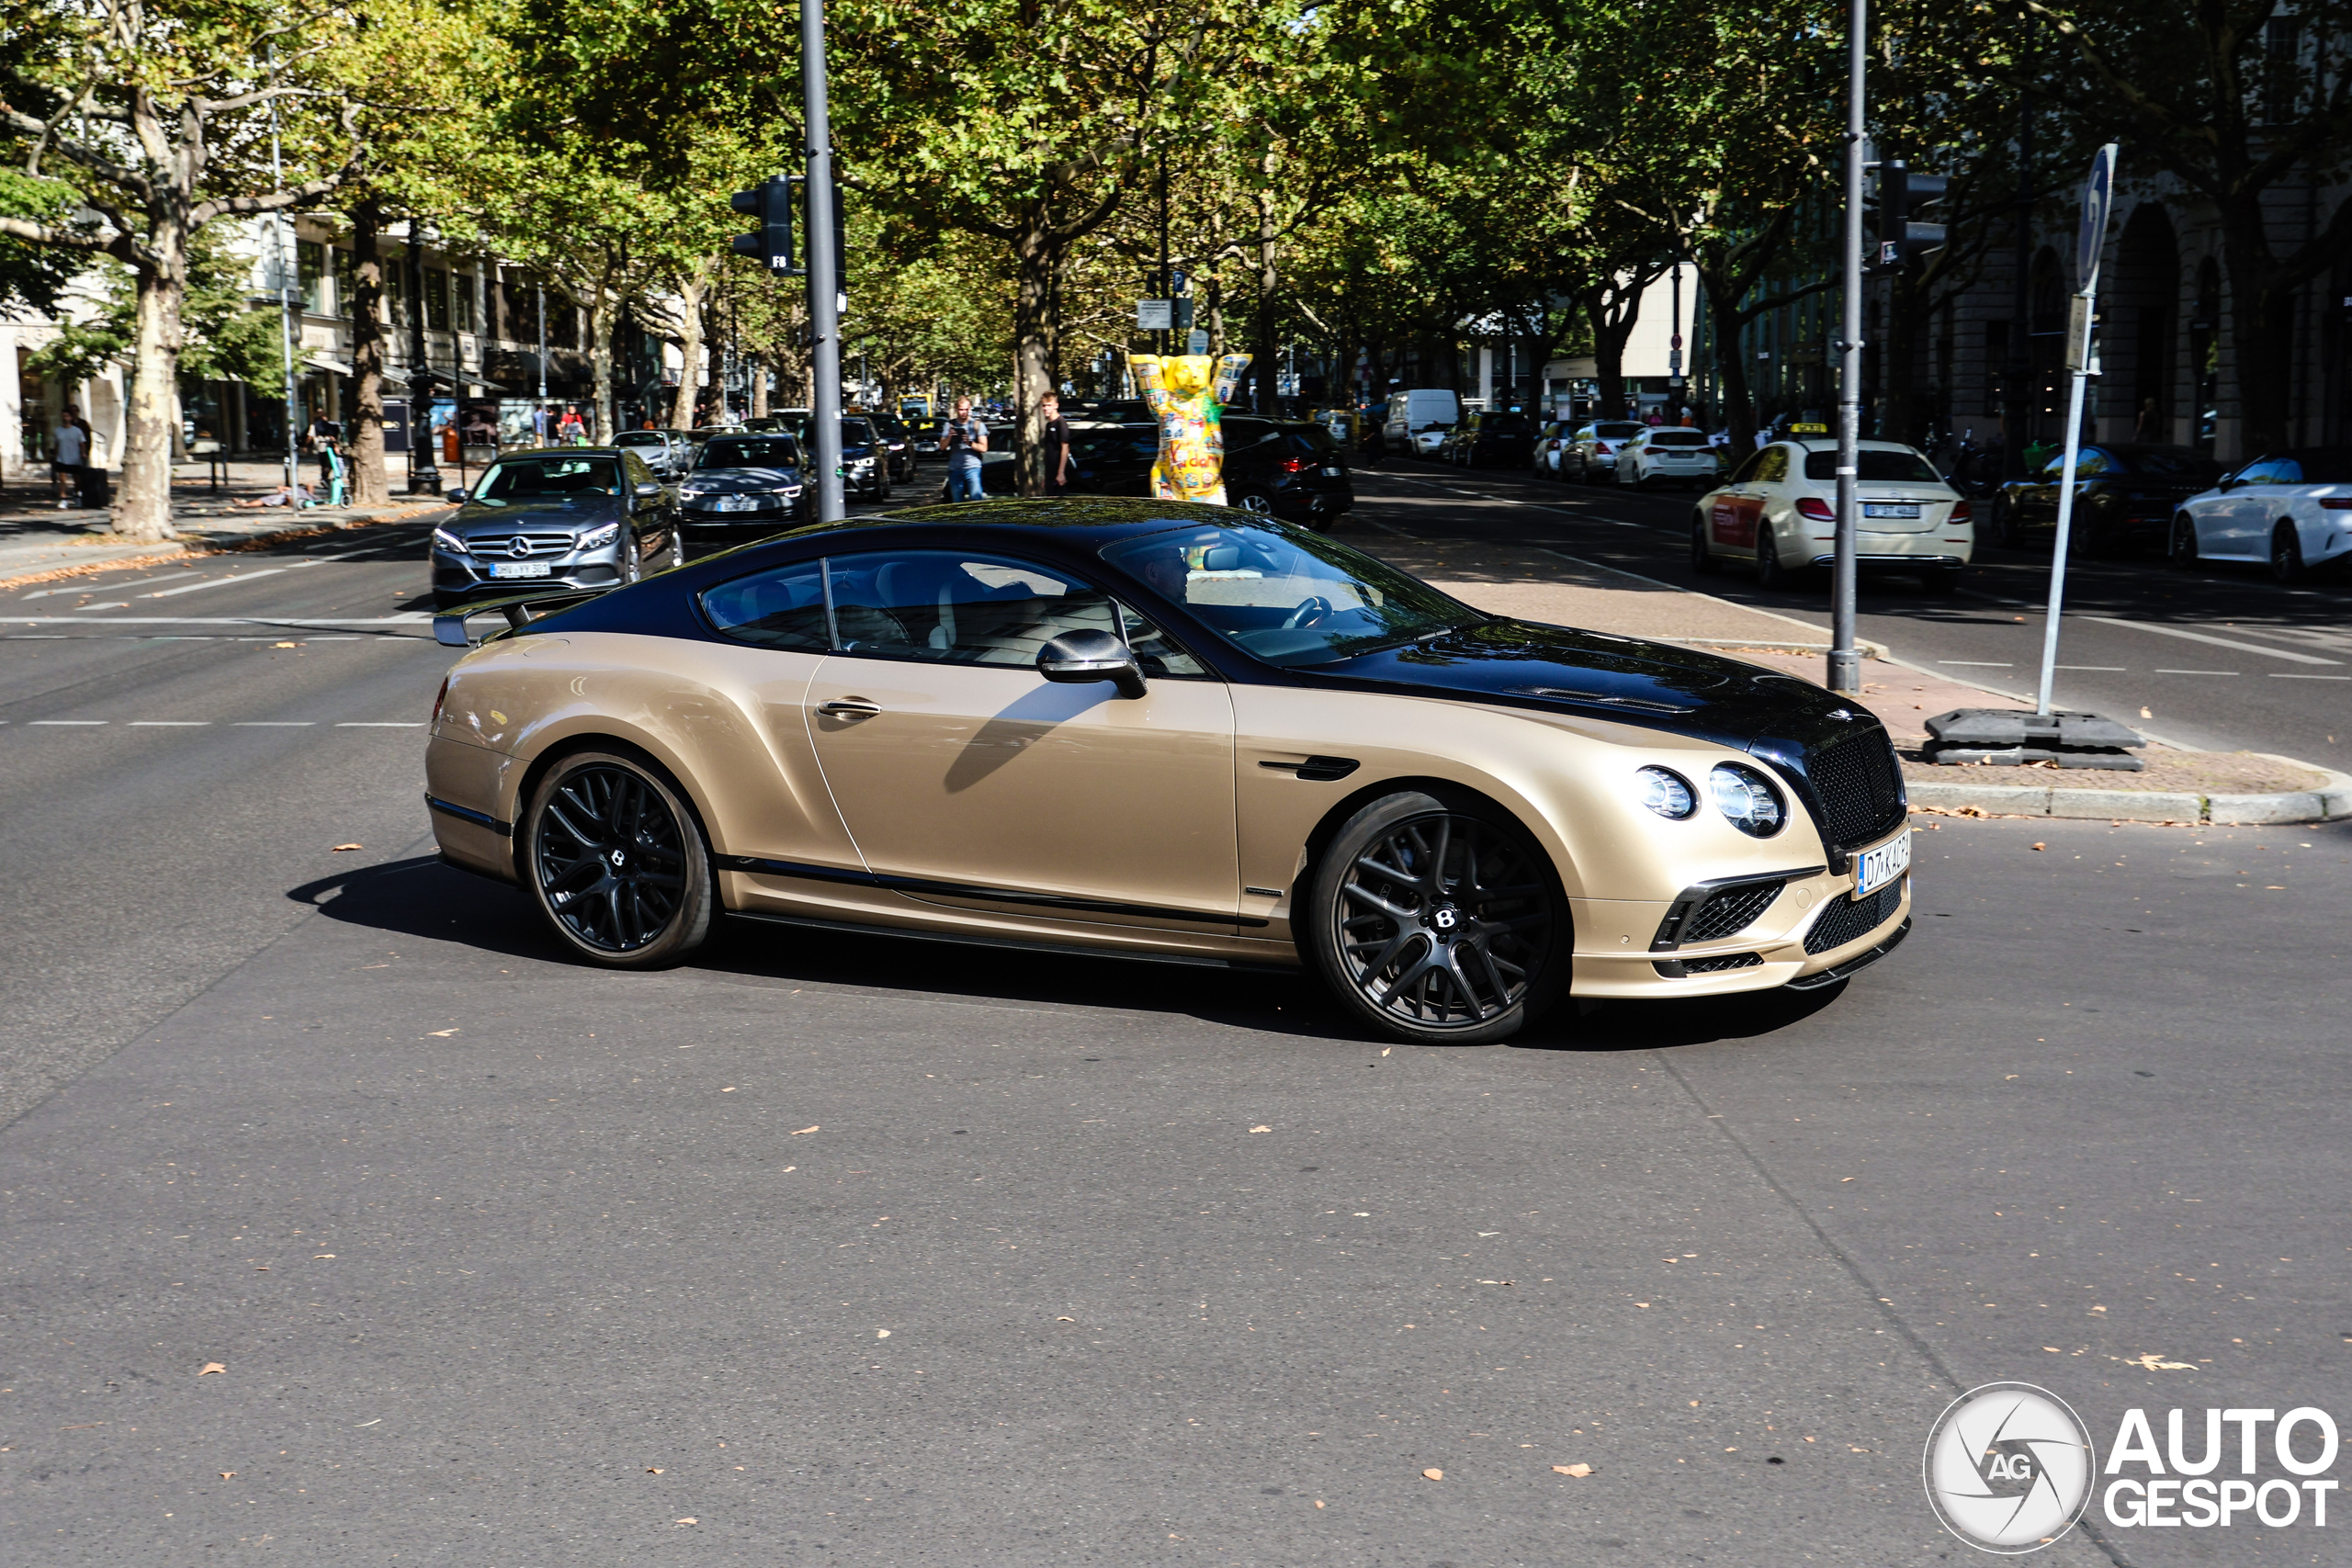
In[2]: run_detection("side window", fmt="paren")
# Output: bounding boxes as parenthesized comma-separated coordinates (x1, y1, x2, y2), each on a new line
(2233, 458, 2280, 486)
(701, 560, 829, 650)
(1752, 446, 1791, 484)
(623, 452, 654, 487)
(827, 550, 1118, 665)
(2071, 449, 2110, 477)
(1117, 602, 1209, 678)
(2268, 457, 2304, 484)
(1727, 449, 1768, 484)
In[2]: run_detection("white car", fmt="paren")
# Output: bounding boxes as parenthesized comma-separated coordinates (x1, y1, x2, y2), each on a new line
(1690, 437, 1973, 593)
(1566, 421, 1645, 482)
(1530, 420, 1577, 478)
(1615, 427, 1722, 490)
(2170, 447, 2352, 582)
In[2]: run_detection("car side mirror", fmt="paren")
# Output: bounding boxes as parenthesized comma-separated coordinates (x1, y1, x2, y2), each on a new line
(444, 488, 468, 504)
(2215, 474, 2237, 491)
(1036, 628, 1147, 700)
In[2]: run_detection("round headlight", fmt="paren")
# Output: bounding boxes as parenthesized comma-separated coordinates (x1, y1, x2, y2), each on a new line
(1634, 765, 1695, 819)
(1709, 763, 1786, 837)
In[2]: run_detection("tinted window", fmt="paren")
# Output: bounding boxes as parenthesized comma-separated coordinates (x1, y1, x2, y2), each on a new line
(1223, 419, 1282, 450)
(622, 452, 655, 486)
(842, 419, 874, 446)
(2110, 446, 2223, 482)
(1592, 423, 1643, 439)
(615, 432, 662, 447)
(1479, 412, 1530, 433)
(825, 550, 1204, 675)
(1753, 446, 1791, 484)
(1728, 449, 1772, 485)
(1100, 525, 1476, 669)
(1070, 428, 1159, 462)
(2237, 457, 2295, 484)
(701, 560, 829, 650)
(473, 456, 621, 504)
(1804, 447, 1940, 483)
(1286, 429, 1339, 457)
(698, 438, 800, 470)
(1648, 430, 1708, 447)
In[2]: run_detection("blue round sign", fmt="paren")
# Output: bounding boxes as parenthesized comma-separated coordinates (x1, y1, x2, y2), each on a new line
(2075, 144, 2118, 292)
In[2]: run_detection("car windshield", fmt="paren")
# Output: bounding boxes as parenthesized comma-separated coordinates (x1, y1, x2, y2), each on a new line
(472, 456, 620, 504)
(1804, 447, 1940, 483)
(1101, 524, 1478, 668)
(698, 438, 799, 470)
(615, 432, 663, 447)
(1479, 413, 1530, 433)
(842, 419, 874, 446)
(1592, 423, 1643, 439)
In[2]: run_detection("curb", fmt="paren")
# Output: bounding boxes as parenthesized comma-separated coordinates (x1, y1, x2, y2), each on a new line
(0, 504, 440, 593)
(1528, 548, 1891, 659)
(1907, 763, 2352, 826)
(1668, 636, 1893, 659)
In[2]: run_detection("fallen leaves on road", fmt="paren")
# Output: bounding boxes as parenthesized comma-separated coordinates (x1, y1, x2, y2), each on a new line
(1421, 1468, 1443, 1481)
(426, 1028, 458, 1037)
(2030, 841, 2045, 851)
(197, 1362, 226, 1376)
(220, 1472, 235, 1479)
(1554, 1463, 1593, 1478)
(2141, 706, 2153, 719)
(1249, 1124, 1271, 1134)
(1634, 1302, 1650, 1309)
(273, 641, 300, 649)
(673, 1517, 697, 1526)
(876, 1329, 891, 1338)
(646, 1467, 663, 1474)
(313, 1254, 334, 1259)
(332, 843, 363, 852)
(2127, 1352, 2196, 1371)
(790, 1125, 820, 1135)
(1056, 1316, 1076, 1323)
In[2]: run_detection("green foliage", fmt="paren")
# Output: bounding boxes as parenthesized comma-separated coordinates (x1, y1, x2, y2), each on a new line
(24, 231, 291, 398)
(0, 170, 79, 315)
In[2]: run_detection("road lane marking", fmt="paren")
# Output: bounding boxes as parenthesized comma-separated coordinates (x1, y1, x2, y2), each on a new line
(1939, 660, 2013, 667)
(28, 719, 105, 725)
(144, 569, 288, 598)
(2154, 668, 2237, 675)
(2055, 665, 2126, 671)
(129, 721, 210, 726)
(334, 721, 424, 728)
(2268, 672, 2352, 680)
(2078, 615, 2342, 665)
(232, 721, 315, 726)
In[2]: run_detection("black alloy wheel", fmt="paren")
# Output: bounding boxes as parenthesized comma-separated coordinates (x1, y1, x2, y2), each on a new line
(1754, 523, 1786, 591)
(523, 752, 715, 967)
(2271, 520, 2307, 584)
(2169, 513, 2201, 570)
(1690, 513, 1720, 573)
(1306, 792, 1565, 1045)
(1993, 496, 2023, 547)
(1234, 491, 1275, 516)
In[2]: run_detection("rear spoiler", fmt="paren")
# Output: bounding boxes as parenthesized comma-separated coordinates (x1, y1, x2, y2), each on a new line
(432, 584, 613, 648)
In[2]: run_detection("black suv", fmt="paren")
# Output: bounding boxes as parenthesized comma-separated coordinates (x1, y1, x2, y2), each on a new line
(676, 433, 811, 544)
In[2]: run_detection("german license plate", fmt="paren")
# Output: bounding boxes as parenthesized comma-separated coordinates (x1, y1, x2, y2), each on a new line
(1864, 502, 1921, 519)
(1853, 830, 1911, 900)
(490, 561, 550, 579)
(714, 495, 762, 512)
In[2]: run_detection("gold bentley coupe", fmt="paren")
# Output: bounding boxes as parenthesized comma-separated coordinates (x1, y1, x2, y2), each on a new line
(425, 498, 1912, 1044)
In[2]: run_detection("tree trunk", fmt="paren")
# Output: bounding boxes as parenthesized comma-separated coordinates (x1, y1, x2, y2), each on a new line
(668, 259, 713, 429)
(1702, 276, 1762, 449)
(1253, 183, 1279, 414)
(114, 226, 188, 542)
(348, 197, 390, 506)
(590, 286, 617, 445)
(749, 355, 768, 418)
(1012, 205, 1055, 495)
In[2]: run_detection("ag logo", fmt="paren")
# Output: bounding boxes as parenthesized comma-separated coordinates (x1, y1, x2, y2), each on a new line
(1923, 1382, 2096, 1553)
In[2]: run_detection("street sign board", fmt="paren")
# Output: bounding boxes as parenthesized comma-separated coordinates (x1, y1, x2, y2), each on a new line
(2064, 295, 2095, 373)
(2075, 142, 2118, 293)
(1136, 299, 1172, 331)
(1186, 328, 1209, 354)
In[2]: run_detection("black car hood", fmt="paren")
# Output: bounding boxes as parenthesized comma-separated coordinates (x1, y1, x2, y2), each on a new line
(688, 468, 801, 491)
(451, 494, 624, 532)
(1307, 618, 1872, 759)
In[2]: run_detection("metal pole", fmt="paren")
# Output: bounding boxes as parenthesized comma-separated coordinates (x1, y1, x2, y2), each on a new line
(268, 76, 299, 493)
(2034, 316, 2093, 715)
(536, 283, 548, 418)
(1829, 0, 1866, 694)
(1158, 151, 1170, 358)
(803, 0, 845, 521)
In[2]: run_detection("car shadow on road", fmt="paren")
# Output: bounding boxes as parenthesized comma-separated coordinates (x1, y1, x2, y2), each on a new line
(1511, 984, 1846, 1054)
(288, 852, 554, 961)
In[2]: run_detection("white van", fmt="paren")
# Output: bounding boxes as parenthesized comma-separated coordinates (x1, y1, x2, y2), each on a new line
(1383, 389, 1459, 457)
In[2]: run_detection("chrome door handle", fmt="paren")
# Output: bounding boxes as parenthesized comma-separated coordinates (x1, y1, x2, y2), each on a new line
(815, 700, 881, 717)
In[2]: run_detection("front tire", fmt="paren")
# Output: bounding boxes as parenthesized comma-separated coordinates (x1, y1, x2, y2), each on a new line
(1302, 791, 1566, 1045)
(522, 751, 716, 968)
(2170, 513, 2201, 570)
(1754, 523, 1788, 591)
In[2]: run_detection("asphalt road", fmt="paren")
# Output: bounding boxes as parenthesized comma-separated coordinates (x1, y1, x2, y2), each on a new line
(1347, 456, 2352, 773)
(4, 491, 2349, 1565)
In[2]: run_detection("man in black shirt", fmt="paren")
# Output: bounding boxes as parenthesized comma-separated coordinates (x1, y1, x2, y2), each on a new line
(1038, 392, 1072, 495)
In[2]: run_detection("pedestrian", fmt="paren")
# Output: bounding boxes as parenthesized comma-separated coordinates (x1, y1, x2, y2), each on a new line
(302, 408, 339, 486)
(2132, 397, 2163, 444)
(558, 404, 586, 446)
(1037, 392, 1072, 495)
(52, 403, 89, 510)
(531, 403, 551, 445)
(939, 395, 988, 502)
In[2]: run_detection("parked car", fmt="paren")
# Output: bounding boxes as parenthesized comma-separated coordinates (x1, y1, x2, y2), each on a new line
(676, 432, 813, 540)
(967, 418, 1353, 530)
(613, 428, 697, 480)
(1991, 444, 2222, 554)
(1565, 421, 1646, 482)
(1382, 388, 1459, 457)
(1690, 437, 1973, 592)
(1531, 420, 1577, 479)
(2171, 446, 2352, 581)
(863, 412, 920, 484)
(1441, 409, 1536, 468)
(426, 496, 1915, 1045)
(1615, 427, 1723, 491)
(431, 447, 678, 610)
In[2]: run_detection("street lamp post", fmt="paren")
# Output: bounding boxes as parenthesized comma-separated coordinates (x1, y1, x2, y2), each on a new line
(1828, 0, 1866, 695)
(803, 0, 846, 521)
(267, 72, 300, 494)
(407, 231, 440, 494)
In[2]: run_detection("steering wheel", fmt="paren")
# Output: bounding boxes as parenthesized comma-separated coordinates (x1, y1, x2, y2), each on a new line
(1283, 595, 1335, 629)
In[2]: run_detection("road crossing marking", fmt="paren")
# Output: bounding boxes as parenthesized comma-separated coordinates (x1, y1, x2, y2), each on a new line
(2079, 615, 2341, 665)
(144, 568, 288, 598)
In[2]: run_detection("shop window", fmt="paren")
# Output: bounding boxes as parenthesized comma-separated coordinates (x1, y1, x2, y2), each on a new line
(425, 268, 449, 331)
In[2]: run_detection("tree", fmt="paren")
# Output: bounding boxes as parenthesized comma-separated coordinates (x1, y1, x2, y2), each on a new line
(0, 0, 387, 539)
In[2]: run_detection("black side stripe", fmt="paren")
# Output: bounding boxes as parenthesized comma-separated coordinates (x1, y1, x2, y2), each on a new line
(718, 853, 1268, 928)
(425, 794, 513, 837)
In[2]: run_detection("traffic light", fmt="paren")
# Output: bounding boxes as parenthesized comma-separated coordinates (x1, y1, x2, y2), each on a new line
(730, 176, 796, 274)
(1870, 162, 1949, 271)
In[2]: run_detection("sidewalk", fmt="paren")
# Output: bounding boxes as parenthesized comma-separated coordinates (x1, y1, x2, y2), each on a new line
(0, 459, 446, 588)
(1356, 531, 2352, 825)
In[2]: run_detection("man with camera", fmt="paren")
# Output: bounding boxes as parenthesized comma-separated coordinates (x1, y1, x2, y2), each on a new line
(938, 395, 988, 502)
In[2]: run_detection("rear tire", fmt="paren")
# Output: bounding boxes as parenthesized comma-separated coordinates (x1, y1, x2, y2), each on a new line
(1301, 791, 1566, 1046)
(2169, 513, 2201, 570)
(1690, 513, 1720, 573)
(1754, 523, 1787, 591)
(521, 750, 716, 969)
(2271, 520, 2307, 584)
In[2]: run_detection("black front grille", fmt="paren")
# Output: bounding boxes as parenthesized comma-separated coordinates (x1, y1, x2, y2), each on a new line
(1664, 953, 1764, 976)
(1804, 880, 1904, 954)
(1806, 730, 1905, 847)
(1683, 880, 1784, 942)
